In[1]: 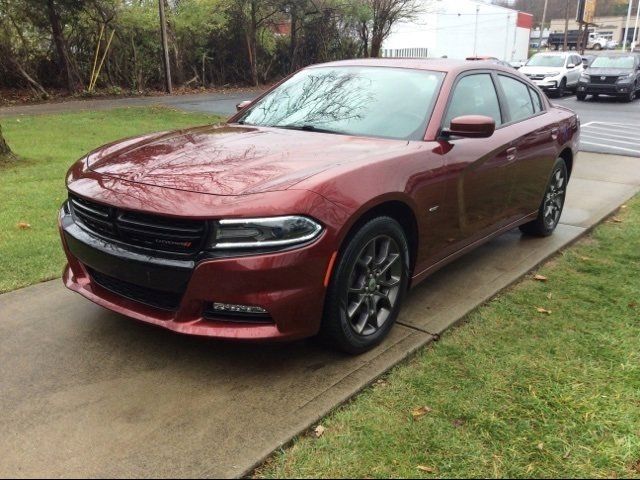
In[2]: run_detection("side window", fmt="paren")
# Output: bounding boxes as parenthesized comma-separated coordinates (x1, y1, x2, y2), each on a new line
(444, 74, 502, 127)
(529, 86, 543, 113)
(498, 75, 535, 123)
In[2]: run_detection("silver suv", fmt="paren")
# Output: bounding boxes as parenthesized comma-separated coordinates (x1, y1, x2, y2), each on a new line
(519, 52, 584, 97)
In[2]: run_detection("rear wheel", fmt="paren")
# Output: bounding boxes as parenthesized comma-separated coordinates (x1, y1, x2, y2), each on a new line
(555, 78, 567, 98)
(319, 217, 409, 354)
(520, 158, 568, 237)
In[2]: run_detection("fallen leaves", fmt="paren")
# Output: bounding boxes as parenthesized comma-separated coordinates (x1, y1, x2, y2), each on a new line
(536, 307, 552, 315)
(629, 301, 638, 309)
(312, 425, 325, 438)
(16, 221, 31, 230)
(533, 274, 548, 282)
(411, 406, 432, 420)
(416, 465, 437, 474)
(611, 217, 623, 223)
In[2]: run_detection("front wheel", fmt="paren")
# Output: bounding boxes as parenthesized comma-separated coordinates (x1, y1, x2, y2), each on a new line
(576, 93, 587, 101)
(319, 217, 409, 354)
(520, 158, 568, 237)
(555, 78, 566, 98)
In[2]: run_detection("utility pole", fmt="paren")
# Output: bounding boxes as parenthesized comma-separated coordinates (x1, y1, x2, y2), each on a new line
(473, 4, 480, 57)
(538, 0, 549, 52)
(158, 0, 172, 93)
(563, 0, 570, 52)
(623, 0, 634, 52)
(633, 0, 640, 49)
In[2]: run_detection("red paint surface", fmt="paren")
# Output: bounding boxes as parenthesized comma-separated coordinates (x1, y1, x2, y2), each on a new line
(517, 12, 534, 30)
(62, 59, 579, 341)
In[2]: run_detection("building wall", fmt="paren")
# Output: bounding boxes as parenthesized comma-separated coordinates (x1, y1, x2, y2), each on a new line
(548, 16, 630, 42)
(382, 0, 530, 61)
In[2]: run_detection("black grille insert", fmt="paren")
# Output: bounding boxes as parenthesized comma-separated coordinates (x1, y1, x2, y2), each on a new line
(590, 76, 618, 85)
(89, 268, 182, 311)
(69, 194, 207, 255)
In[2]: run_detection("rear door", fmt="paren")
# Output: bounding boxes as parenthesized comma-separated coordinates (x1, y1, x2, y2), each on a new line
(495, 74, 558, 217)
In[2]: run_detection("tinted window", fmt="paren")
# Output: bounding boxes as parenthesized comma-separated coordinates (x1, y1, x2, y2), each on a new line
(529, 87, 543, 113)
(498, 75, 535, 122)
(238, 66, 445, 140)
(444, 74, 502, 127)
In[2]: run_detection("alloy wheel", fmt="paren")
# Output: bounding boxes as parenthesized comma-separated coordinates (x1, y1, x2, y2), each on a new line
(543, 167, 566, 229)
(345, 235, 403, 337)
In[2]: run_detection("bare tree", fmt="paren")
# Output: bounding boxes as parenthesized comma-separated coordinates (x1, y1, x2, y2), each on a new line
(356, 0, 423, 57)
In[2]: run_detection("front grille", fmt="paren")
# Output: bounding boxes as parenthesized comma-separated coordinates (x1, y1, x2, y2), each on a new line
(526, 74, 547, 81)
(69, 194, 208, 256)
(590, 76, 618, 84)
(89, 268, 183, 311)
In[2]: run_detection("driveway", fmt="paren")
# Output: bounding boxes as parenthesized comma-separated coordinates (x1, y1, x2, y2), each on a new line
(0, 89, 264, 119)
(1, 152, 639, 477)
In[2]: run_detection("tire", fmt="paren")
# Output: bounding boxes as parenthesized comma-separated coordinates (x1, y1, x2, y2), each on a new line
(594, 43, 602, 51)
(319, 216, 410, 354)
(576, 93, 587, 101)
(555, 78, 566, 98)
(520, 158, 568, 237)
(623, 86, 636, 102)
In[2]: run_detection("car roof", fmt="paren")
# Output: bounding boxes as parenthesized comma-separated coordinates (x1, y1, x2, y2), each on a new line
(531, 51, 570, 56)
(307, 58, 514, 75)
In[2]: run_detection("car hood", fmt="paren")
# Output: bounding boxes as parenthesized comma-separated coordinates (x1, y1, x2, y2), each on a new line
(87, 124, 407, 196)
(520, 66, 564, 75)
(586, 67, 633, 76)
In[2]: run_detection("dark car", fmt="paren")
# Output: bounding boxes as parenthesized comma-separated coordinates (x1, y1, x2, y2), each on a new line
(60, 59, 579, 354)
(577, 53, 640, 102)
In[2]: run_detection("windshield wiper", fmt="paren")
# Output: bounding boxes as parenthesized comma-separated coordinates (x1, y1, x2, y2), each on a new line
(271, 124, 348, 135)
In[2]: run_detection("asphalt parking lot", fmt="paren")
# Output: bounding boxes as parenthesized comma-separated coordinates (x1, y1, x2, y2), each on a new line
(554, 95, 640, 157)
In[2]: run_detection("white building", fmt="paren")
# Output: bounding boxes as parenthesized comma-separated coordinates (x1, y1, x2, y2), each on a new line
(382, 0, 533, 62)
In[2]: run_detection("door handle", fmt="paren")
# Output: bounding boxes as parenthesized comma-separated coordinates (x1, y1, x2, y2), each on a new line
(551, 127, 559, 140)
(506, 147, 517, 162)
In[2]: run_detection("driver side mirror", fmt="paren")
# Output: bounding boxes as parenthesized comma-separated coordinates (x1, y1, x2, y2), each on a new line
(236, 100, 252, 112)
(442, 115, 496, 139)
(567, 63, 576, 69)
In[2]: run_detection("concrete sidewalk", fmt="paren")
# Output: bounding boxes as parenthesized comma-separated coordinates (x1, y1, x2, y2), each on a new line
(0, 152, 638, 478)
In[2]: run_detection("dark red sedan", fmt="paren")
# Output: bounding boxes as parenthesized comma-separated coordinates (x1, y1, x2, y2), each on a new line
(60, 59, 579, 353)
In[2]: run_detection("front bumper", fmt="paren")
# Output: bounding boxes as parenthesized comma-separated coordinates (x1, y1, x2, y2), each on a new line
(532, 79, 561, 90)
(59, 204, 334, 341)
(577, 82, 633, 95)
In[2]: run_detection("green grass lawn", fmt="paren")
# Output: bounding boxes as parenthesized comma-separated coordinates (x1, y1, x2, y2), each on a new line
(256, 198, 640, 479)
(0, 107, 222, 293)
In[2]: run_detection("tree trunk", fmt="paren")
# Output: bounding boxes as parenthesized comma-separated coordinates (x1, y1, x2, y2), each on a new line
(247, 0, 259, 86)
(0, 123, 12, 158)
(46, 0, 79, 92)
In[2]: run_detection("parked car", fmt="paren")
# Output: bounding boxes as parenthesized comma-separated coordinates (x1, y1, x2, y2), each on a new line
(466, 56, 514, 69)
(520, 51, 584, 97)
(60, 59, 579, 354)
(581, 55, 596, 67)
(509, 59, 527, 70)
(606, 40, 620, 50)
(577, 53, 640, 102)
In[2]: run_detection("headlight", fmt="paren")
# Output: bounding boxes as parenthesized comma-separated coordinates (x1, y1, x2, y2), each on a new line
(208, 216, 323, 249)
(580, 73, 590, 80)
(544, 72, 559, 78)
(617, 73, 634, 82)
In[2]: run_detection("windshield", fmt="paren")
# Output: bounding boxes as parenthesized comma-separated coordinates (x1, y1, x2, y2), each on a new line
(237, 66, 444, 140)
(590, 56, 635, 69)
(526, 55, 565, 67)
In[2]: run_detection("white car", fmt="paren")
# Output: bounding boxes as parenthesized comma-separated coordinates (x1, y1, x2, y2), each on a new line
(519, 52, 584, 97)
